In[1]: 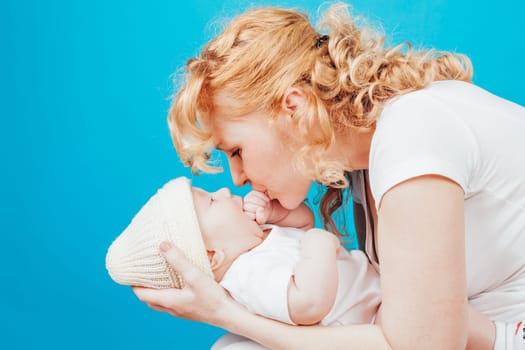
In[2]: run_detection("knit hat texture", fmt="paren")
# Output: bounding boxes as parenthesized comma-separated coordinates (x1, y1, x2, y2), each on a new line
(106, 177, 213, 289)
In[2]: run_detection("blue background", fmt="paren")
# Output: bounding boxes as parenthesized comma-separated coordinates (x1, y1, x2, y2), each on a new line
(3, 0, 524, 349)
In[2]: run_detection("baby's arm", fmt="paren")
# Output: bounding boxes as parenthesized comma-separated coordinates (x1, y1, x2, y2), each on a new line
(243, 190, 314, 230)
(287, 228, 340, 325)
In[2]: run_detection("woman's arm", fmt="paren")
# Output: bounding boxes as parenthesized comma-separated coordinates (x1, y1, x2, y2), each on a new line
(134, 177, 495, 349)
(466, 307, 496, 350)
(357, 182, 495, 350)
(377, 175, 468, 349)
(288, 228, 340, 325)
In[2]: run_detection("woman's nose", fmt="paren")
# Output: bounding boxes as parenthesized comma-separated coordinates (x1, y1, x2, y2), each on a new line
(229, 159, 249, 187)
(232, 172, 248, 187)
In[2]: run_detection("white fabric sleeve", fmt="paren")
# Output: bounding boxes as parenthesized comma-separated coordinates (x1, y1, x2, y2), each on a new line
(220, 250, 295, 325)
(369, 90, 479, 209)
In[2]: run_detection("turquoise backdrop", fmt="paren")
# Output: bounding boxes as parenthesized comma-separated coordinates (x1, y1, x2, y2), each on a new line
(3, 0, 524, 349)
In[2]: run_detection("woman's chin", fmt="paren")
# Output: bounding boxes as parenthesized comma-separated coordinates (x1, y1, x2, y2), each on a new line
(277, 197, 304, 211)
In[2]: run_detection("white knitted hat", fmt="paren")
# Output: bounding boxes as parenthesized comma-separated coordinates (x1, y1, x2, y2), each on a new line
(106, 177, 213, 289)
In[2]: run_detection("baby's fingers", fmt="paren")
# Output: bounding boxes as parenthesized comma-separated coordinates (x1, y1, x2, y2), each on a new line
(243, 210, 256, 221)
(244, 191, 270, 205)
(255, 207, 270, 225)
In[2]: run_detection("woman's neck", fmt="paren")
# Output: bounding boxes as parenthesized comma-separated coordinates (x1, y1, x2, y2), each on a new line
(332, 127, 374, 171)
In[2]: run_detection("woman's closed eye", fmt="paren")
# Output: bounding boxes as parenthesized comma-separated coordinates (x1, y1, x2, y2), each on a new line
(231, 148, 242, 158)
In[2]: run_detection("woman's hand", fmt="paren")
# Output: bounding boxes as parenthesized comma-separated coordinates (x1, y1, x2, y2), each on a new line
(132, 242, 233, 326)
(132, 246, 392, 350)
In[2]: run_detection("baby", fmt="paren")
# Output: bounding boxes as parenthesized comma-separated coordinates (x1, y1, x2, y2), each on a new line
(106, 177, 381, 326)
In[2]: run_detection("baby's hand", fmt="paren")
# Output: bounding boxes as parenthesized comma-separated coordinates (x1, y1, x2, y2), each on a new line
(243, 190, 272, 224)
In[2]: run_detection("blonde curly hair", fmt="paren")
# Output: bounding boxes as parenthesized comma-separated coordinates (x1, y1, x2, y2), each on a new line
(168, 3, 472, 236)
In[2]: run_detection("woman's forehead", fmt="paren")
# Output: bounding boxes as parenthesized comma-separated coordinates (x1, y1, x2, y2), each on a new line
(212, 89, 260, 119)
(209, 114, 265, 140)
(211, 91, 234, 118)
(207, 120, 241, 151)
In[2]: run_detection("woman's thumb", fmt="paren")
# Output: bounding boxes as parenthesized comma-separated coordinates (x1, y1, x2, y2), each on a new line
(160, 242, 200, 284)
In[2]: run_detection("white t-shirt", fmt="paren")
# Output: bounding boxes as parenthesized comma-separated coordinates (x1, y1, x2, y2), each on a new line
(220, 225, 381, 326)
(352, 80, 525, 321)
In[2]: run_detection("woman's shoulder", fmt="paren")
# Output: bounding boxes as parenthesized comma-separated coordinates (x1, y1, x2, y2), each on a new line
(376, 80, 489, 138)
(382, 80, 471, 115)
(369, 81, 483, 207)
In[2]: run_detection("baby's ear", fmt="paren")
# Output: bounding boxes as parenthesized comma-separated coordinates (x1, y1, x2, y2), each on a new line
(207, 249, 225, 271)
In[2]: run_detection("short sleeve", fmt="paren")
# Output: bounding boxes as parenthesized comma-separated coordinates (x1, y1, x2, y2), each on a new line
(369, 89, 479, 210)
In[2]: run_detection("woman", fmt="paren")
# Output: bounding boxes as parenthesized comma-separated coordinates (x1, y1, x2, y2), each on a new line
(134, 4, 525, 349)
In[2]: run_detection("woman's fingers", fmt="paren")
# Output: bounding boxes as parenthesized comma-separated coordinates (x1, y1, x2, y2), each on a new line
(160, 242, 207, 286)
(132, 242, 232, 324)
(147, 303, 171, 313)
(132, 286, 180, 307)
(131, 243, 203, 306)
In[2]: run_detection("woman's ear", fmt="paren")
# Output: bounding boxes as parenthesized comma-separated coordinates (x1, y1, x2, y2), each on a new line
(207, 249, 225, 271)
(281, 87, 306, 115)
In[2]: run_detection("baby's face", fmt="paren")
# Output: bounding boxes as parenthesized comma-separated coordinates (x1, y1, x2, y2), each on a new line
(191, 186, 264, 254)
